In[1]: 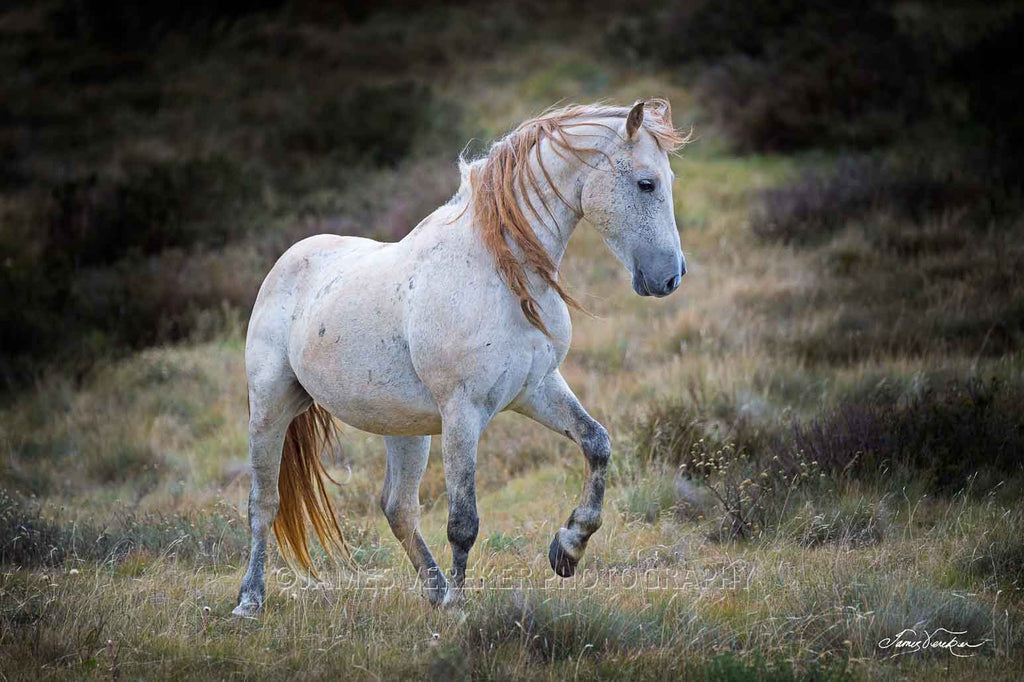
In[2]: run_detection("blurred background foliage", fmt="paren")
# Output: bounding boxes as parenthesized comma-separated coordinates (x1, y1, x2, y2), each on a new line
(1, 0, 1021, 384)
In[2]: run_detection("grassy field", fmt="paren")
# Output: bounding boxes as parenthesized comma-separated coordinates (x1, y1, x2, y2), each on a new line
(2, 3, 1023, 680)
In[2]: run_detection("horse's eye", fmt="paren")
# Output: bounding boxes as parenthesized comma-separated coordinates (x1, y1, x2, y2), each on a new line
(637, 179, 656, 193)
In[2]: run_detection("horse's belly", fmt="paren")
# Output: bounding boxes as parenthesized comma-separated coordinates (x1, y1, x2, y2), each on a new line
(320, 392, 442, 436)
(313, 367, 442, 436)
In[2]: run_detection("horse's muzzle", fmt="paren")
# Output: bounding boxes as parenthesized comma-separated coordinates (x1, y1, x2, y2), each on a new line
(633, 258, 686, 298)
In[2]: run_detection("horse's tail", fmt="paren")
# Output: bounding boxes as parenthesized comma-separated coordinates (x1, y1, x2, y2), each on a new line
(272, 403, 350, 577)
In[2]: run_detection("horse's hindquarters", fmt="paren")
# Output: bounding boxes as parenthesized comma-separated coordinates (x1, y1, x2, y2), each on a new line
(285, 241, 442, 436)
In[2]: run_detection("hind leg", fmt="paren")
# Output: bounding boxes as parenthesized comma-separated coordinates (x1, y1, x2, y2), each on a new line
(380, 435, 446, 605)
(233, 376, 311, 617)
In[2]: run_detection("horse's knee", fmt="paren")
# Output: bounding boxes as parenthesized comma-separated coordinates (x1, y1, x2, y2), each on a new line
(382, 499, 418, 538)
(581, 421, 611, 469)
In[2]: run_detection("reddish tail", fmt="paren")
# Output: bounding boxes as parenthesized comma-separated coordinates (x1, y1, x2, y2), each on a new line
(272, 404, 350, 577)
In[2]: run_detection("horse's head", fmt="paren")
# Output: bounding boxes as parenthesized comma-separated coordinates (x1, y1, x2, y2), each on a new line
(582, 101, 685, 298)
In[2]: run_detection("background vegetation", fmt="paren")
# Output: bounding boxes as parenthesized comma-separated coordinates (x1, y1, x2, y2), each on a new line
(1, 0, 1022, 679)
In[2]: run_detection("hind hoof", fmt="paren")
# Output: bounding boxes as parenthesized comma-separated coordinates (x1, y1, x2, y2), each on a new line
(548, 532, 578, 578)
(232, 600, 261, 618)
(424, 570, 449, 607)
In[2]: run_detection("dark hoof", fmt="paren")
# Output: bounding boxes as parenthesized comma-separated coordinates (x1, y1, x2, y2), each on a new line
(549, 533, 577, 578)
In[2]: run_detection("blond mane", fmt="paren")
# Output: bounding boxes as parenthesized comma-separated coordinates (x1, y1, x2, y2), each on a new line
(466, 99, 690, 335)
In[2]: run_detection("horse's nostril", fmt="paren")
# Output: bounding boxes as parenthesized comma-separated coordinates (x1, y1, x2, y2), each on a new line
(666, 275, 680, 292)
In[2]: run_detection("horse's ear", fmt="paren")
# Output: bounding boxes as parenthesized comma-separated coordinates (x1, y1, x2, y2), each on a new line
(625, 100, 645, 140)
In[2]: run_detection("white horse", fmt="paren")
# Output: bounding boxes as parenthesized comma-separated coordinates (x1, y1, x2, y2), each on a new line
(234, 100, 688, 615)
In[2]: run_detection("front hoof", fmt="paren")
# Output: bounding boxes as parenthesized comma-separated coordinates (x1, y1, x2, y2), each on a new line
(424, 571, 449, 607)
(232, 600, 262, 618)
(548, 531, 578, 578)
(441, 585, 465, 609)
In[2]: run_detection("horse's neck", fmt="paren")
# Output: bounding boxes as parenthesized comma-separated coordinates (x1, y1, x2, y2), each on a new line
(518, 142, 586, 268)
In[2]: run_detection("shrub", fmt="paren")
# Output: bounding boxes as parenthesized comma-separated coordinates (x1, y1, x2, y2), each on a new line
(633, 393, 764, 471)
(636, 378, 1024, 522)
(69, 244, 261, 349)
(624, 2, 1024, 166)
(751, 156, 985, 245)
(48, 156, 264, 269)
(50, 0, 286, 48)
(680, 441, 829, 541)
(280, 81, 450, 168)
(949, 9, 1024, 180)
(782, 378, 1024, 493)
(748, 151, 1023, 364)
(633, 397, 831, 539)
(682, 2, 924, 152)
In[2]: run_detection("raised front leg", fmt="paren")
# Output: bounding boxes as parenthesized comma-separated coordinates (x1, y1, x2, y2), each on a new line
(440, 404, 486, 605)
(380, 435, 446, 605)
(515, 371, 611, 577)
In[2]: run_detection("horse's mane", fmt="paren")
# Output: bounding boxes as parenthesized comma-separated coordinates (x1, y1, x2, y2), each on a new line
(464, 99, 689, 335)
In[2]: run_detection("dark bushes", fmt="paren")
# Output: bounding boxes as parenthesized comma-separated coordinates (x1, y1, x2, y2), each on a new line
(621, 0, 1024, 170)
(0, 156, 264, 377)
(751, 156, 986, 245)
(746, 151, 1024, 364)
(281, 81, 443, 167)
(630, 378, 1022, 539)
(695, 47, 918, 153)
(68, 245, 261, 350)
(49, 156, 263, 269)
(786, 379, 1024, 493)
(633, 397, 824, 539)
(0, 2, 477, 382)
(51, 0, 286, 49)
(950, 9, 1024, 180)
(622, 1, 926, 152)
(637, 379, 1024, 499)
